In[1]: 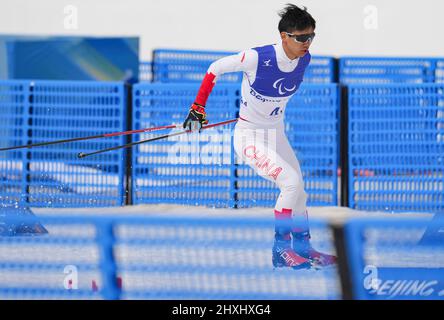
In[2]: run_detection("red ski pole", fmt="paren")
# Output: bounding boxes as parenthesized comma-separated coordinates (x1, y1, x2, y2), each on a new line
(78, 118, 238, 158)
(0, 124, 179, 152)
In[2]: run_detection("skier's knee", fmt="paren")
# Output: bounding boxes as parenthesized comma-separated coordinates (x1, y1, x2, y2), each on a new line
(281, 174, 304, 195)
(281, 180, 307, 213)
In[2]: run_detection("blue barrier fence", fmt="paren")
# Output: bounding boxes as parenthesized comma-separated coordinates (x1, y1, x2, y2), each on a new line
(348, 84, 444, 213)
(2, 212, 442, 300)
(307, 55, 337, 83)
(131, 83, 339, 208)
(0, 80, 128, 207)
(132, 83, 239, 207)
(0, 213, 339, 300)
(139, 62, 152, 82)
(0, 81, 30, 205)
(152, 49, 243, 83)
(149, 49, 336, 84)
(144, 51, 444, 85)
(436, 59, 444, 83)
(1, 77, 444, 300)
(345, 216, 444, 300)
(1, 79, 443, 213)
(339, 57, 437, 84)
(236, 84, 339, 207)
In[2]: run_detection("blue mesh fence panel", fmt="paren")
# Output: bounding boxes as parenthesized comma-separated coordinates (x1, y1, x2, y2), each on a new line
(152, 49, 242, 83)
(139, 61, 152, 82)
(306, 56, 336, 83)
(340, 57, 436, 84)
(236, 84, 339, 208)
(0, 214, 339, 300)
(436, 60, 444, 83)
(132, 83, 239, 207)
(132, 83, 339, 208)
(0, 81, 30, 205)
(0, 80, 127, 208)
(345, 217, 444, 300)
(152, 49, 335, 84)
(348, 84, 444, 213)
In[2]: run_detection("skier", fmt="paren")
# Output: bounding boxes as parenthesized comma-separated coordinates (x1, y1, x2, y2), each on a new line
(183, 4, 336, 269)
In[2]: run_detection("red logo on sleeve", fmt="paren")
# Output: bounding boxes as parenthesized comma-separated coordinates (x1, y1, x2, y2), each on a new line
(241, 52, 245, 63)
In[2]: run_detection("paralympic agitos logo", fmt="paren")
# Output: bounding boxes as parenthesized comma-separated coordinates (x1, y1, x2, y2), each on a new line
(272, 78, 297, 96)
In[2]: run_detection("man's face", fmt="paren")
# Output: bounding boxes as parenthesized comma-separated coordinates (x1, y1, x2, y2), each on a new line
(280, 27, 315, 58)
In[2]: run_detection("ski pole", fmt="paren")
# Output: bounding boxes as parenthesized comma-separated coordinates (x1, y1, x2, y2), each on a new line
(78, 118, 238, 159)
(0, 124, 179, 152)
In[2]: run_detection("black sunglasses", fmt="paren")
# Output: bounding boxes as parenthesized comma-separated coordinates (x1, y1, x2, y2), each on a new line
(285, 32, 316, 43)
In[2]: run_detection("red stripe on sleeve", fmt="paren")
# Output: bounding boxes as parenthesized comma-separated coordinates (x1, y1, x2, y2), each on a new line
(194, 72, 216, 106)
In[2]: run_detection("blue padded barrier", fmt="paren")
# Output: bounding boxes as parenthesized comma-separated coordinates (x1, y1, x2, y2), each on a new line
(152, 49, 335, 84)
(348, 84, 444, 213)
(0, 214, 339, 300)
(345, 217, 444, 300)
(0, 80, 127, 208)
(236, 84, 340, 208)
(339, 57, 436, 84)
(132, 83, 239, 207)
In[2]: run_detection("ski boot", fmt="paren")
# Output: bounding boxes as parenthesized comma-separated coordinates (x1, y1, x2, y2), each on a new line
(272, 235, 312, 270)
(292, 231, 337, 268)
(273, 209, 311, 270)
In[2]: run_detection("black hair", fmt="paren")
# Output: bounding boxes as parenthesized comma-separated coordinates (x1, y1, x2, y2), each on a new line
(278, 4, 316, 33)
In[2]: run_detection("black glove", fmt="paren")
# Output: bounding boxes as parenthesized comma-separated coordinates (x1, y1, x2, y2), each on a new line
(183, 102, 209, 131)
